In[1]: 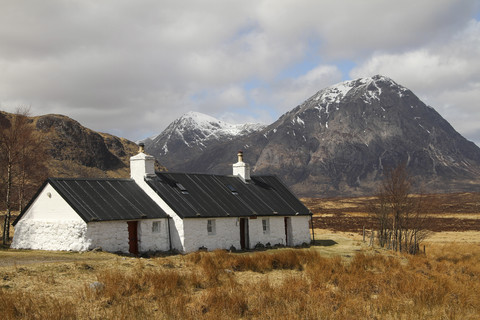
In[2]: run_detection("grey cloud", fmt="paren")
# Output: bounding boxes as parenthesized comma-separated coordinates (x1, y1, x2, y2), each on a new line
(350, 19, 480, 145)
(0, 0, 478, 142)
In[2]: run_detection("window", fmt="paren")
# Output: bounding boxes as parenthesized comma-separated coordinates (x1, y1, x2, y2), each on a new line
(262, 218, 270, 234)
(152, 221, 161, 233)
(207, 219, 216, 235)
(226, 184, 238, 195)
(176, 183, 189, 194)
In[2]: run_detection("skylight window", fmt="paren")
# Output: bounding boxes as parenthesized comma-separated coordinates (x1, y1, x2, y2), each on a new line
(176, 183, 189, 194)
(226, 184, 238, 195)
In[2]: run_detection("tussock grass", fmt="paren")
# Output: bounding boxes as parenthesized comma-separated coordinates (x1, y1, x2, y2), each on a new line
(1, 245, 480, 319)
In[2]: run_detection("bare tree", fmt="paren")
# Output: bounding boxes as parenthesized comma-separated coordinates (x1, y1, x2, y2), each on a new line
(0, 109, 48, 244)
(369, 163, 429, 254)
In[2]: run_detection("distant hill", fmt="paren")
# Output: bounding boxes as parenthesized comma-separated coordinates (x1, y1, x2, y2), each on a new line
(0, 111, 142, 179)
(144, 75, 480, 197)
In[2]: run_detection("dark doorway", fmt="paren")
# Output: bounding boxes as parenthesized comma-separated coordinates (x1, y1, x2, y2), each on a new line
(127, 221, 138, 255)
(239, 218, 249, 250)
(284, 217, 292, 246)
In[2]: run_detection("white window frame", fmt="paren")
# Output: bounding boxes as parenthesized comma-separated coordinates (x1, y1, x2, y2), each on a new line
(207, 219, 216, 235)
(152, 221, 161, 233)
(262, 218, 270, 234)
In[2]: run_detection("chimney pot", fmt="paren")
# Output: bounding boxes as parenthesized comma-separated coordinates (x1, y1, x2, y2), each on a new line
(130, 143, 155, 182)
(237, 150, 243, 162)
(138, 143, 145, 153)
(233, 150, 250, 181)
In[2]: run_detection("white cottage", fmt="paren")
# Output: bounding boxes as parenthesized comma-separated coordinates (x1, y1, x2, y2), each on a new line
(11, 179, 170, 254)
(130, 149, 312, 253)
(12, 147, 312, 254)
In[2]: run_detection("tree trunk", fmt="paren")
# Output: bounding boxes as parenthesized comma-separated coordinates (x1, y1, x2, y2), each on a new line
(2, 161, 12, 245)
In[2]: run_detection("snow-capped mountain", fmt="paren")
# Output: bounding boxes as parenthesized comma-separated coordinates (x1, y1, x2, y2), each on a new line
(146, 75, 480, 196)
(251, 75, 480, 196)
(143, 111, 265, 172)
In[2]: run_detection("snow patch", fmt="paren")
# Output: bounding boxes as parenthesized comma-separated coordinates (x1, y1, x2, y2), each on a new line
(295, 116, 305, 126)
(418, 123, 431, 134)
(316, 81, 354, 110)
(154, 111, 265, 149)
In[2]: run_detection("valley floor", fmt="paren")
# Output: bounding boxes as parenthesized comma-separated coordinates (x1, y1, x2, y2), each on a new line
(1, 192, 480, 319)
(1, 230, 480, 319)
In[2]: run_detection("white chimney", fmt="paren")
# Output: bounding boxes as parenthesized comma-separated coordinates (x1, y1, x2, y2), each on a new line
(130, 143, 156, 183)
(232, 150, 250, 181)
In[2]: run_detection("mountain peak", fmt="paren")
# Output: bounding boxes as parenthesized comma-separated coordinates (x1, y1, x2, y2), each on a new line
(144, 111, 266, 162)
(144, 76, 480, 197)
(175, 111, 265, 137)
(180, 111, 221, 124)
(312, 75, 407, 107)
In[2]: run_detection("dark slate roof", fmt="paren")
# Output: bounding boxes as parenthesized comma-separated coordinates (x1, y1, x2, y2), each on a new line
(146, 172, 312, 218)
(13, 178, 169, 225)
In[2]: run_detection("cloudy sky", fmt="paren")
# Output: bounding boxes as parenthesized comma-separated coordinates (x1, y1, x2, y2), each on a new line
(1, 0, 479, 146)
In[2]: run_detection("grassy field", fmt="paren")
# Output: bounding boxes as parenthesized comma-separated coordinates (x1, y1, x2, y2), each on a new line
(1, 193, 480, 319)
(1, 241, 480, 319)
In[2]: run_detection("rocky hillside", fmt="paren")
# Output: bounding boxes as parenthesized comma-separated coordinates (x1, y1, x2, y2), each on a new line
(0, 111, 141, 179)
(145, 75, 480, 197)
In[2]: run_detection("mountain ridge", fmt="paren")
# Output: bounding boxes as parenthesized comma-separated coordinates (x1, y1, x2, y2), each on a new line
(144, 75, 480, 196)
(142, 111, 265, 172)
(3, 75, 479, 198)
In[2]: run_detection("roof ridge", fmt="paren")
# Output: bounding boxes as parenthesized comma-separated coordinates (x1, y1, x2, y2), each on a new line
(48, 177, 134, 182)
(156, 172, 277, 178)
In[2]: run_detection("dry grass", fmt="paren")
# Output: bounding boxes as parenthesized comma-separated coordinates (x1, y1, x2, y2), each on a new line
(306, 192, 480, 233)
(303, 192, 480, 217)
(1, 193, 479, 318)
(1, 244, 480, 319)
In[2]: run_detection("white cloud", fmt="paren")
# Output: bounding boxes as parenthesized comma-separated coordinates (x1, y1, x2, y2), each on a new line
(0, 0, 478, 142)
(351, 19, 480, 145)
(250, 65, 343, 114)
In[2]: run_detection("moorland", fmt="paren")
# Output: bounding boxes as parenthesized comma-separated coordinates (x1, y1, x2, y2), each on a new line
(1, 192, 480, 319)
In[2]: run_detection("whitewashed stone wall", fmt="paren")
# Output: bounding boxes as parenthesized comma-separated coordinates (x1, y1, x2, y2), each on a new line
(12, 220, 90, 251)
(11, 184, 91, 251)
(138, 219, 170, 252)
(85, 221, 129, 252)
(14, 219, 172, 253)
(183, 218, 241, 252)
(87, 219, 170, 253)
(290, 216, 311, 246)
(179, 216, 311, 252)
(248, 217, 287, 248)
(168, 214, 185, 252)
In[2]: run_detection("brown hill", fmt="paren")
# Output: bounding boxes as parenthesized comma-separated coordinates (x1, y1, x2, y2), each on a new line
(0, 111, 157, 179)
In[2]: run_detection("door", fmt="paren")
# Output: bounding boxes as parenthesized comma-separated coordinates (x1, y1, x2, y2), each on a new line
(284, 217, 293, 246)
(127, 221, 138, 255)
(239, 218, 249, 250)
